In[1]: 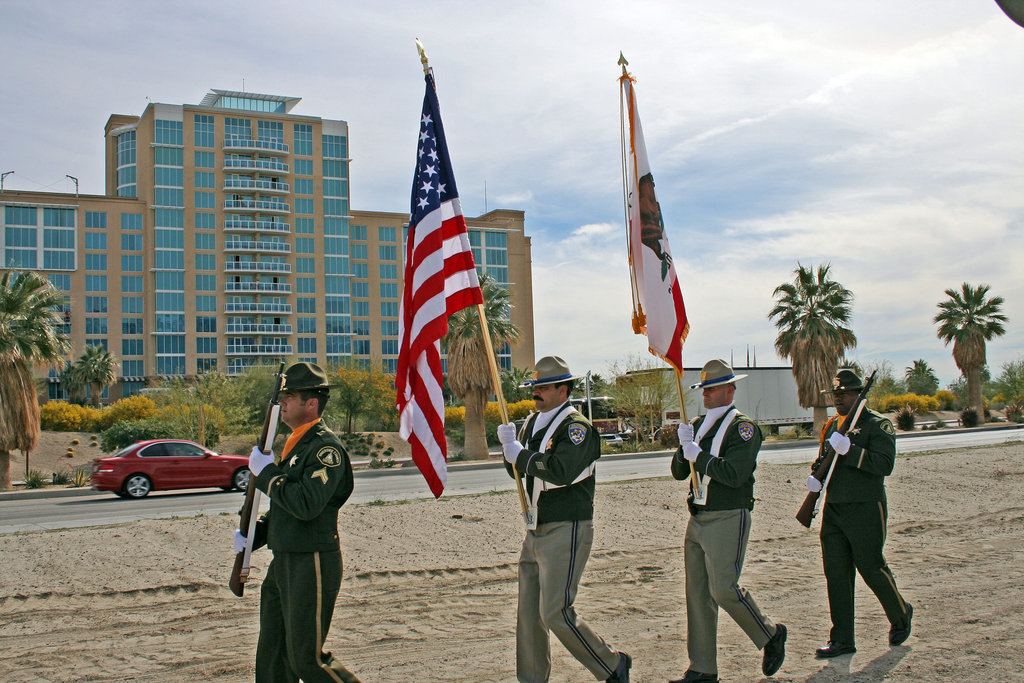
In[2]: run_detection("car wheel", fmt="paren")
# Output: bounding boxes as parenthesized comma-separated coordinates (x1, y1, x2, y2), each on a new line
(231, 468, 251, 491)
(123, 474, 152, 498)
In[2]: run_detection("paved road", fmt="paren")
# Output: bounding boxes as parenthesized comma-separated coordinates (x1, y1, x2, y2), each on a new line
(2, 426, 1020, 535)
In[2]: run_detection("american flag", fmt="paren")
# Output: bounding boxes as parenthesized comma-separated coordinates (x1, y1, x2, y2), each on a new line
(397, 72, 483, 498)
(621, 73, 689, 372)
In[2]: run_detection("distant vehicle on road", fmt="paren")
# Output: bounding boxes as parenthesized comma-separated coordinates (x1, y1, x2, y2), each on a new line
(91, 439, 250, 498)
(600, 433, 623, 445)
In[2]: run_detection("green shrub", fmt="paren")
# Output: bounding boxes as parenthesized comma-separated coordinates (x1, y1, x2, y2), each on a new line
(24, 470, 47, 489)
(70, 466, 90, 488)
(93, 395, 158, 431)
(39, 401, 101, 431)
(895, 405, 916, 431)
(100, 418, 178, 452)
(1004, 401, 1023, 424)
(960, 407, 979, 428)
(51, 470, 70, 486)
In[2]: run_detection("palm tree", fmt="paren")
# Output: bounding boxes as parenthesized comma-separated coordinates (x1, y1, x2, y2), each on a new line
(0, 271, 71, 489)
(934, 283, 1007, 419)
(768, 264, 857, 434)
(905, 359, 939, 396)
(443, 273, 521, 459)
(73, 344, 119, 408)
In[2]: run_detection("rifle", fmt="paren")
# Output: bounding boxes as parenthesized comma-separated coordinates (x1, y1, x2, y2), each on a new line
(229, 362, 286, 597)
(796, 371, 876, 528)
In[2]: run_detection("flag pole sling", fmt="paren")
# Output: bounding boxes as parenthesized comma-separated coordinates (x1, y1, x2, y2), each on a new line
(476, 303, 530, 514)
(673, 372, 700, 490)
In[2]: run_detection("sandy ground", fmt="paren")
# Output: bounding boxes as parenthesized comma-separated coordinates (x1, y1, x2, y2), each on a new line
(1, 440, 1023, 682)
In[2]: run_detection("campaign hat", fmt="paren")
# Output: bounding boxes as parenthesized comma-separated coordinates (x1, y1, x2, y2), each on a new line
(520, 356, 583, 387)
(280, 362, 330, 393)
(689, 359, 748, 389)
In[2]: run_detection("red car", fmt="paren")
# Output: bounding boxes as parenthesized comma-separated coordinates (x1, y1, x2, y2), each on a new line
(91, 439, 250, 498)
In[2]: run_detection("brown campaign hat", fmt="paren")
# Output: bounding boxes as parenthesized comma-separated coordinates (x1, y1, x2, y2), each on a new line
(689, 359, 748, 389)
(280, 362, 330, 393)
(520, 356, 583, 387)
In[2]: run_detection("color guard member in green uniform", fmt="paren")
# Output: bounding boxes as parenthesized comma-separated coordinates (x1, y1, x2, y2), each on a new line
(669, 359, 786, 683)
(234, 362, 361, 683)
(497, 356, 632, 683)
(807, 369, 913, 658)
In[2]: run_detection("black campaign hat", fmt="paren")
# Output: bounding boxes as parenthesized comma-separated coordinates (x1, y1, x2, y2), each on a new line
(280, 362, 330, 393)
(821, 368, 864, 394)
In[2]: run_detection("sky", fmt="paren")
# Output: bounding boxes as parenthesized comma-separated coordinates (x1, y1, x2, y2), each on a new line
(1, 0, 1021, 388)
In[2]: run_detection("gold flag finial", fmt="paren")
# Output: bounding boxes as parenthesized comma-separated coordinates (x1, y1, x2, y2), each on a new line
(618, 51, 629, 77)
(415, 38, 430, 75)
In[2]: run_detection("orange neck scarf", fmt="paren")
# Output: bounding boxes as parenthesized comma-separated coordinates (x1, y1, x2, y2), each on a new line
(280, 418, 320, 462)
(819, 414, 847, 445)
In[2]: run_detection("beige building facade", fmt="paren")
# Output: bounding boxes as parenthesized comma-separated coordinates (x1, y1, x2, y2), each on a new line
(1, 89, 534, 403)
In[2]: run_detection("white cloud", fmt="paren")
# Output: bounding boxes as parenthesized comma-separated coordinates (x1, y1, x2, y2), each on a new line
(2, 0, 1021, 387)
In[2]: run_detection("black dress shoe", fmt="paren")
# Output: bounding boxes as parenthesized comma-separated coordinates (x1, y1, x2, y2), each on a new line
(607, 652, 631, 683)
(668, 671, 719, 683)
(762, 623, 787, 675)
(815, 641, 856, 658)
(890, 603, 913, 645)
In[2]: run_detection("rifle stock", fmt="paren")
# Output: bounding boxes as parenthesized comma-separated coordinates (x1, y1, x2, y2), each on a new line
(795, 371, 877, 529)
(229, 362, 286, 597)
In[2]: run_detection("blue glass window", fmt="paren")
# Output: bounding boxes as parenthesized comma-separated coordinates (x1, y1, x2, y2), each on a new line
(85, 211, 107, 229)
(194, 114, 215, 148)
(121, 275, 143, 292)
(155, 120, 183, 145)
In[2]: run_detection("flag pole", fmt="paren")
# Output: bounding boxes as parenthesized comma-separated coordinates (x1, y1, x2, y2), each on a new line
(416, 38, 528, 516)
(476, 302, 529, 517)
(673, 372, 700, 491)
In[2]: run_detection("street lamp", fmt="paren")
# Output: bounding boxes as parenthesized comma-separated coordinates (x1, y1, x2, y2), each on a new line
(1, 171, 13, 191)
(65, 175, 79, 196)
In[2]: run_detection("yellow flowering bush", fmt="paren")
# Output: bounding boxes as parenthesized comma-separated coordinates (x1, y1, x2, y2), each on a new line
(92, 395, 158, 431)
(39, 401, 101, 431)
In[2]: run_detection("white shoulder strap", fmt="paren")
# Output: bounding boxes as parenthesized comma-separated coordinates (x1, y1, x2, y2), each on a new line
(528, 404, 596, 508)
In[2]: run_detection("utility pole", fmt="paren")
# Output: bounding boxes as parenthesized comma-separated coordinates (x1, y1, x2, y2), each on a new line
(66, 174, 78, 196)
(1, 170, 12, 191)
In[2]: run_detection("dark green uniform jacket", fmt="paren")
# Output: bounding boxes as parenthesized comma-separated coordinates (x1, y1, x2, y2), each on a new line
(815, 408, 896, 503)
(252, 420, 354, 552)
(505, 405, 600, 525)
(671, 408, 762, 511)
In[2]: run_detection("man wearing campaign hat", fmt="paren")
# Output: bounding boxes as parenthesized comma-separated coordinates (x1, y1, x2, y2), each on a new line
(497, 356, 632, 683)
(234, 362, 361, 682)
(669, 359, 786, 683)
(808, 368, 912, 659)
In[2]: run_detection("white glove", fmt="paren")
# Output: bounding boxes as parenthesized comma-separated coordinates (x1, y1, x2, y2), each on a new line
(249, 446, 274, 476)
(233, 529, 247, 553)
(828, 432, 851, 455)
(503, 440, 524, 465)
(806, 475, 823, 493)
(681, 441, 701, 462)
(677, 423, 694, 445)
(497, 423, 517, 445)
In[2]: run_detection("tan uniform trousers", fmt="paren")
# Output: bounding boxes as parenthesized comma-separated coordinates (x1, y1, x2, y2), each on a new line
(684, 507, 777, 675)
(517, 519, 620, 682)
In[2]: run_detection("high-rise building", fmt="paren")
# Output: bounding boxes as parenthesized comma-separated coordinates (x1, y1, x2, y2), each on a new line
(1, 89, 534, 403)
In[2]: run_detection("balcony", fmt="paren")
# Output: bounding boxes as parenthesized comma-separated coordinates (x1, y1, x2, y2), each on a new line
(224, 261, 292, 274)
(223, 138, 289, 155)
(225, 323, 293, 334)
(224, 281, 292, 294)
(223, 178, 290, 194)
(224, 240, 292, 255)
(224, 199, 290, 214)
(225, 302, 293, 314)
(224, 218, 291, 234)
(223, 158, 289, 175)
(226, 344, 294, 356)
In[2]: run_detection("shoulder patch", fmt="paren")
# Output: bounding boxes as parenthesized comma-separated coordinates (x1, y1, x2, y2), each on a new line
(881, 420, 895, 435)
(737, 422, 755, 441)
(316, 446, 341, 467)
(567, 424, 587, 446)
